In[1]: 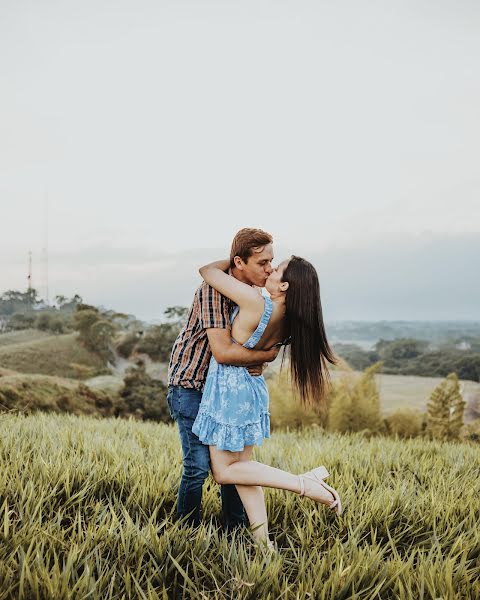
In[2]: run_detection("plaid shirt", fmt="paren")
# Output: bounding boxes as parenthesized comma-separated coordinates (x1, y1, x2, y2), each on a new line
(168, 281, 233, 391)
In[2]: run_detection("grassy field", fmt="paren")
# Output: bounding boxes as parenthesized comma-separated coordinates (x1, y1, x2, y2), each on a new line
(0, 329, 51, 348)
(0, 412, 478, 599)
(0, 331, 108, 379)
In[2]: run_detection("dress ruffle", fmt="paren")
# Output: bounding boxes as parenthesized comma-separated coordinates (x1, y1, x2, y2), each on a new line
(192, 410, 270, 452)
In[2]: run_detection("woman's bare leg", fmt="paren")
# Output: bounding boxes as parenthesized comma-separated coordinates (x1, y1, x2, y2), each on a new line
(209, 445, 336, 506)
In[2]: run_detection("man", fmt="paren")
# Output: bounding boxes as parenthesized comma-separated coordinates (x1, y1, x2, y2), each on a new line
(167, 228, 279, 530)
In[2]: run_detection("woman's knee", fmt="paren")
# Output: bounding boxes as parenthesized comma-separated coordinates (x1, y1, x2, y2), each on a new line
(211, 465, 228, 484)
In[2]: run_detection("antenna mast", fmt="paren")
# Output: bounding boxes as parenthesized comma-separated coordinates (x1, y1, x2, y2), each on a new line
(27, 250, 33, 291)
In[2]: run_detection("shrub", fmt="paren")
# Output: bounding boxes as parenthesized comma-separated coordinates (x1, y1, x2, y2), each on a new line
(115, 332, 140, 359)
(267, 369, 324, 430)
(119, 359, 169, 423)
(6, 312, 36, 331)
(49, 317, 65, 334)
(35, 312, 52, 331)
(136, 323, 179, 362)
(384, 408, 423, 439)
(327, 362, 384, 435)
(461, 418, 480, 443)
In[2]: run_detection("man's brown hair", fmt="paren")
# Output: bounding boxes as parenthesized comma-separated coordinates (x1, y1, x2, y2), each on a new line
(230, 228, 273, 268)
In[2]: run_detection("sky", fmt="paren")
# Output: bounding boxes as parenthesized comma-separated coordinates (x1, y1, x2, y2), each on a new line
(1, 1, 479, 320)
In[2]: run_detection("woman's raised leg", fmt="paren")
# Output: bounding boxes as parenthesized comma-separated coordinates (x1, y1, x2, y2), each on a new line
(209, 445, 337, 509)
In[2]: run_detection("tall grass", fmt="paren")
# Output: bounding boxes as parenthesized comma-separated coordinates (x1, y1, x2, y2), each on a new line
(0, 412, 478, 599)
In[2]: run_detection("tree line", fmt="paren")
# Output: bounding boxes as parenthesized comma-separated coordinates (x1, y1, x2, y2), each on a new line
(334, 338, 480, 382)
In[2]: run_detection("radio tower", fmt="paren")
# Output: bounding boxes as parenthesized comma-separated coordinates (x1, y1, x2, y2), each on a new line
(27, 250, 33, 291)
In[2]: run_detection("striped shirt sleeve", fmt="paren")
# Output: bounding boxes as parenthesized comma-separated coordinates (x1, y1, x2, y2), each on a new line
(198, 283, 229, 330)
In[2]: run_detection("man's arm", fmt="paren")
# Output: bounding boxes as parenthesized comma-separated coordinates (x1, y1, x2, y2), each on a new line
(207, 329, 279, 366)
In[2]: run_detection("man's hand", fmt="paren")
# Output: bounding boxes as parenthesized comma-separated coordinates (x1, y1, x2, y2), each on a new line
(247, 362, 268, 377)
(264, 345, 281, 363)
(207, 329, 281, 367)
(246, 345, 280, 376)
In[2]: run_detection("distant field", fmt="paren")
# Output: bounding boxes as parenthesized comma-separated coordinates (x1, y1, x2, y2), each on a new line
(331, 370, 480, 418)
(0, 332, 107, 379)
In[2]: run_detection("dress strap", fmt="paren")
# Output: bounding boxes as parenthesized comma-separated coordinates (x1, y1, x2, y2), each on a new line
(243, 296, 273, 349)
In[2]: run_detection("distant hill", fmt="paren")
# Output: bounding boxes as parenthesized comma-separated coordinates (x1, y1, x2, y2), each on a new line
(0, 372, 118, 417)
(0, 331, 109, 379)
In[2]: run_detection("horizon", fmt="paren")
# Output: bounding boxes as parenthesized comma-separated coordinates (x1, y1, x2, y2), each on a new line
(4, 230, 480, 321)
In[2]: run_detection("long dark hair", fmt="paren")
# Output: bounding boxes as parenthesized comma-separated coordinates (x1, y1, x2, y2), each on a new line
(281, 256, 337, 409)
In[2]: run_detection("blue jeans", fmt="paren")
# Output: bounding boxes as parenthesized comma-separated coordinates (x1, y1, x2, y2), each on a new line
(166, 385, 248, 530)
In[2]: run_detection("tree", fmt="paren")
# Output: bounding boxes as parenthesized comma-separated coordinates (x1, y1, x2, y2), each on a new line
(73, 308, 101, 343)
(332, 343, 379, 371)
(55, 294, 82, 312)
(73, 306, 117, 361)
(426, 373, 466, 441)
(164, 306, 189, 322)
(137, 306, 188, 362)
(375, 338, 429, 365)
(89, 320, 117, 361)
(0, 289, 42, 316)
(119, 359, 170, 422)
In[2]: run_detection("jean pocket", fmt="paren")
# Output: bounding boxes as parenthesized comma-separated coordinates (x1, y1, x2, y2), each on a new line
(177, 387, 202, 419)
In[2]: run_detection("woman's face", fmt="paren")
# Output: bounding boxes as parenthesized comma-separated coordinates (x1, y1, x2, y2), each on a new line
(265, 259, 290, 295)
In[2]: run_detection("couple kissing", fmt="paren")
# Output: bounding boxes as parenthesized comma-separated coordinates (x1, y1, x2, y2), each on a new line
(167, 228, 341, 551)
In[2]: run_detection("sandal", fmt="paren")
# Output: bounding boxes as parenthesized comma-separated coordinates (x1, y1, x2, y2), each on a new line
(298, 466, 342, 515)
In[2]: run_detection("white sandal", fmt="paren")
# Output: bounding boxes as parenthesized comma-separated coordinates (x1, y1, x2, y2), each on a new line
(298, 466, 342, 515)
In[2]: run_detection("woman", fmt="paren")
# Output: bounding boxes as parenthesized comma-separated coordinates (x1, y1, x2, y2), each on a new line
(191, 255, 342, 550)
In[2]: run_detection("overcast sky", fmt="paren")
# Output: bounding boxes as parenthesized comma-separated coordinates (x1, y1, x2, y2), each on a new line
(1, 1, 479, 320)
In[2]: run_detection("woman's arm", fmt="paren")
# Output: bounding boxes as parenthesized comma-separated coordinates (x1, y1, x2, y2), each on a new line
(199, 259, 262, 309)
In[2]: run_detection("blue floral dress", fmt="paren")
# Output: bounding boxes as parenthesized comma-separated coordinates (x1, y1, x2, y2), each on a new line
(192, 295, 273, 452)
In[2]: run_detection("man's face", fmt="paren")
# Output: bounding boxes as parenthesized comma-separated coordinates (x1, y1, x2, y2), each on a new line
(236, 243, 274, 287)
